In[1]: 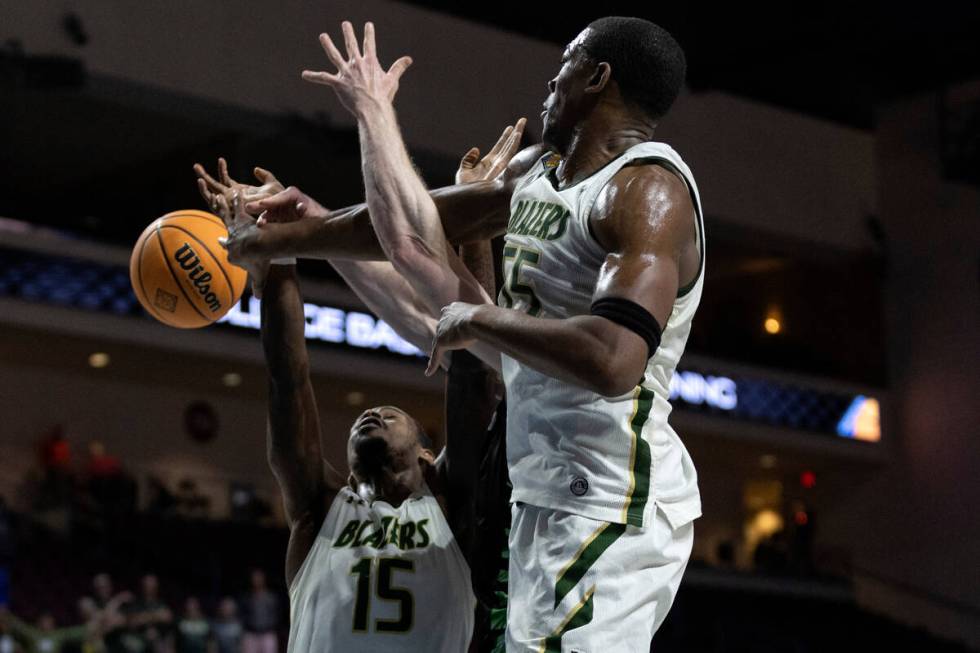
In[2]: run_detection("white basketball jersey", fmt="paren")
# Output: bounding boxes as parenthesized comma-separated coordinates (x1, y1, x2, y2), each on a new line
(500, 141, 703, 529)
(287, 486, 475, 653)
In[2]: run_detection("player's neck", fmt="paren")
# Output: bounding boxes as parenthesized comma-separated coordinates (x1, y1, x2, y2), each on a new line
(558, 108, 657, 187)
(370, 472, 420, 507)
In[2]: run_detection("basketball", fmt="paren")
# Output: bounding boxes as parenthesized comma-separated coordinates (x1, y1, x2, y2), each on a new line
(129, 210, 247, 328)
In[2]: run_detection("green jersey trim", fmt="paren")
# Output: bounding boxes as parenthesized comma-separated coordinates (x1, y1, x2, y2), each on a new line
(622, 386, 654, 526)
(621, 157, 705, 298)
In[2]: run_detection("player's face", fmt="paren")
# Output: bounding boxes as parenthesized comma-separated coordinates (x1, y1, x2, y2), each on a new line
(347, 406, 430, 487)
(542, 29, 599, 154)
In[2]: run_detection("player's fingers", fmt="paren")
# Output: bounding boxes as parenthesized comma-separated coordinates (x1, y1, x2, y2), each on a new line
(193, 163, 226, 193)
(387, 56, 413, 81)
(425, 345, 443, 376)
(460, 147, 480, 169)
(253, 166, 280, 186)
(246, 186, 296, 213)
(486, 125, 513, 160)
(196, 179, 218, 213)
(302, 70, 341, 86)
(503, 117, 527, 158)
(363, 22, 376, 60)
(218, 157, 234, 186)
(196, 178, 211, 203)
(318, 32, 346, 70)
(214, 194, 232, 227)
(342, 21, 361, 60)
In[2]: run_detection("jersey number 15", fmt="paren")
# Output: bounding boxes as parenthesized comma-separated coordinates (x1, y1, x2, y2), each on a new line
(351, 557, 414, 634)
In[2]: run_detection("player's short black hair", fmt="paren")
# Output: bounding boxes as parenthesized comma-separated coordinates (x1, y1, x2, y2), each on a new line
(580, 17, 686, 120)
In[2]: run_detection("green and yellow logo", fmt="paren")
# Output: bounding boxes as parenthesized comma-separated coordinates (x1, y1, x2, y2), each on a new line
(507, 200, 570, 241)
(333, 517, 431, 551)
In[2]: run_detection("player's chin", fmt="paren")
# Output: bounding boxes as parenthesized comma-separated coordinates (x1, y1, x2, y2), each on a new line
(350, 433, 390, 477)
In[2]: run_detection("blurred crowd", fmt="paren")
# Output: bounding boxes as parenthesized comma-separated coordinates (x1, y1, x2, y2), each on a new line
(0, 570, 281, 653)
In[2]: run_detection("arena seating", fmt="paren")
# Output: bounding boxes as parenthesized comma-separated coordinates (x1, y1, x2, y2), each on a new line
(6, 513, 971, 652)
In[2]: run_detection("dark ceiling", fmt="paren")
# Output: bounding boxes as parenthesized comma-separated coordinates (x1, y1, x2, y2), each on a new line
(403, 1, 980, 129)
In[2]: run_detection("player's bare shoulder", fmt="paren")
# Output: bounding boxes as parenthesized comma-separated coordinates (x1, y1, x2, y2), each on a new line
(589, 162, 696, 255)
(502, 144, 549, 187)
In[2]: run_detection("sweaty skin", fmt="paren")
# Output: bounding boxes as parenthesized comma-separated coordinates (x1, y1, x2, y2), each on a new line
(425, 29, 699, 397)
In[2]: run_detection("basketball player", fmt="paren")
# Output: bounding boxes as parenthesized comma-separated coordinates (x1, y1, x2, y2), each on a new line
(219, 17, 703, 650)
(196, 123, 519, 651)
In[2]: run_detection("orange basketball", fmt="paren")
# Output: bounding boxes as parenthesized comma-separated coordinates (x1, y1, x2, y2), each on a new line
(130, 210, 247, 328)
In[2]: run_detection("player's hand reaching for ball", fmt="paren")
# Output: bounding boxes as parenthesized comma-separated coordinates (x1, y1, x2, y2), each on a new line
(456, 118, 527, 184)
(194, 157, 284, 210)
(302, 21, 413, 115)
(426, 302, 482, 376)
(245, 186, 328, 227)
(214, 191, 271, 298)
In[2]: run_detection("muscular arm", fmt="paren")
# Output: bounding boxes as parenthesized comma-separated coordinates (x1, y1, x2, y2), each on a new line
(330, 259, 436, 352)
(356, 100, 489, 311)
(240, 145, 543, 261)
(260, 265, 341, 586)
(435, 165, 698, 397)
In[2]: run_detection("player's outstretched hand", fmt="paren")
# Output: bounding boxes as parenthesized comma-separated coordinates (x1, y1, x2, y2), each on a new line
(426, 302, 481, 375)
(245, 186, 328, 227)
(302, 21, 413, 115)
(456, 117, 527, 184)
(214, 191, 270, 298)
(194, 158, 284, 214)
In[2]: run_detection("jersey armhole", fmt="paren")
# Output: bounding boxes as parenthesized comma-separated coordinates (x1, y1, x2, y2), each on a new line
(621, 157, 705, 297)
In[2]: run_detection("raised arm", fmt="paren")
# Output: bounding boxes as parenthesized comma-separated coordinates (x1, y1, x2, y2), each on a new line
(195, 163, 440, 353)
(428, 164, 698, 396)
(227, 144, 541, 265)
(205, 193, 339, 587)
(300, 22, 490, 312)
(261, 260, 341, 587)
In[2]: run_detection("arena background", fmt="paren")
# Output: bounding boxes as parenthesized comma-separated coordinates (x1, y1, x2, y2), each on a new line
(1, 1, 978, 651)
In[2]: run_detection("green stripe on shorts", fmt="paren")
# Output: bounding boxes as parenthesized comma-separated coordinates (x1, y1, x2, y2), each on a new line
(554, 522, 626, 608)
(542, 586, 596, 653)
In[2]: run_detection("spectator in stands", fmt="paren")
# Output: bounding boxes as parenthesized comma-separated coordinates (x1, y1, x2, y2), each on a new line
(76, 598, 100, 653)
(0, 608, 92, 653)
(28, 426, 75, 533)
(239, 571, 277, 653)
(174, 481, 209, 520)
(174, 598, 209, 653)
(210, 599, 241, 653)
(126, 575, 172, 653)
(82, 443, 136, 532)
(84, 575, 129, 653)
(0, 616, 20, 653)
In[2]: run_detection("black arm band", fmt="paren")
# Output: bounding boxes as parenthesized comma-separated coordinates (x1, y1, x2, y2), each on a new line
(590, 297, 663, 359)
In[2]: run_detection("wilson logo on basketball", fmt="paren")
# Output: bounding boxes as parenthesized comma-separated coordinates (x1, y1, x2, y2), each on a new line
(174, 243, 221, 312)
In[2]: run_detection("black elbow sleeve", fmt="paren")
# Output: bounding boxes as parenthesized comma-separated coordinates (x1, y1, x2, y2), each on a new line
(590, 297, 663, 359)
